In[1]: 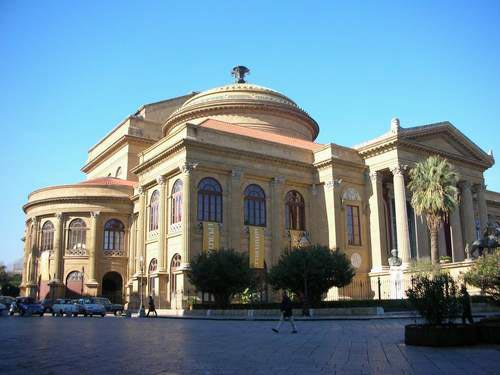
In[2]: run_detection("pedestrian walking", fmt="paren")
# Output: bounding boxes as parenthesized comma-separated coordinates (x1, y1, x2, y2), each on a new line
(460, 284, 473, 324)
(147, 295, 157, 317)
(272, 291, 297, 334)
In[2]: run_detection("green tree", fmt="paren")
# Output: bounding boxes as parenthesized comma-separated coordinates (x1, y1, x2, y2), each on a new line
(408, 155, 458, 265)
(0, 264, 21, 297)
(187, 249, 254, 307)
(406, 273, 460, 325)
(268, 245, 355, 306)
(464, 249, 500, 303)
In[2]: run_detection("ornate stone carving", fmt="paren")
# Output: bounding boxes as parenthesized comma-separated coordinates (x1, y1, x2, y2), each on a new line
(390, 117, 401, 134)
(369, 171, 380, 182)
(231, 169, 243, 179)
(55, 212, 64, 220)
(156, 175, 166, 185)
(388, 249, 402, 267)
(325, 178, 342, 190)
(90, 211, 100, 219)
(271, 176, 285, 185)
(137, 186, 146, 196)
(390, 164, 407, 176)
(181, 162, 198, 175)
(342, 187, 361, 202)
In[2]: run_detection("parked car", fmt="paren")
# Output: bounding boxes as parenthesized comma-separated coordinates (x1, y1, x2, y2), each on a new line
(9, 297, 44, 316)
(77, 298, 106, 317)
(51, 299, 84, 317)
(0, 296, 16, 309)
(0, 303, 7, 316)
(94, 297, 124, 316)
(40, 298, 55, 314)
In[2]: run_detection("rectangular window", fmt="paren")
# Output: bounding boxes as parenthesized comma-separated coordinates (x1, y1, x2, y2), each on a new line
(346, 205, 361, 246)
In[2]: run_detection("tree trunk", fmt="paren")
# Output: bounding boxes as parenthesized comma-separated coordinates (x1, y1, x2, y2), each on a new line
(430, 225, 439, 265)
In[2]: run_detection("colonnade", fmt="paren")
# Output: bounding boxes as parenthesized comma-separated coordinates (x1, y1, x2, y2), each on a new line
(369, 164, 489, 271)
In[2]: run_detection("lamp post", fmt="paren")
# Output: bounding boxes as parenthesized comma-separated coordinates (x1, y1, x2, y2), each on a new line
(138, 255, 146, 317)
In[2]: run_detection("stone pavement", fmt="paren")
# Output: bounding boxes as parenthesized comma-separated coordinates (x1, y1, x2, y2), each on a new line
(1, 316, 499, 375)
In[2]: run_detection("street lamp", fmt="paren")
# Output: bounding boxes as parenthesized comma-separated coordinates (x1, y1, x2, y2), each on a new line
(138, 255, 146, 317)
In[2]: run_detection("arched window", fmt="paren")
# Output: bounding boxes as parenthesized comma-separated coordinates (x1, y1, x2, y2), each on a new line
(149, 190, 160, 231)
(41, 221, 55, 251)
(115, 167, 122, 179)
(197, 177, 223, 222)
(103, 219, 125, 251)
(285, 190, 305, 230)
(171, 253, 182, 269)
(68, 219, 87, 249)
(149, 258, 158, 273)
(171, 179, 183, 224)
(244, 184, 266, 226)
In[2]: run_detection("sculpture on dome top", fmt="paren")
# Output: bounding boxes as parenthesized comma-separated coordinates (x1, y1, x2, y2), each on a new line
(231, 66, 250, 83)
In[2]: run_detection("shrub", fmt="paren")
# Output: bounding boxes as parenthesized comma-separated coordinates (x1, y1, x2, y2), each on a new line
(464, 249, 500, 303)
(187, 249, 254, 307)
(406, 273, 460, 325)
(268, 245, 355, 306)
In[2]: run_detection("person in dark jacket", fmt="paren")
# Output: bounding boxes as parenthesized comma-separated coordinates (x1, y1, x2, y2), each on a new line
(272, 291, 297, 333)
(147, 295, 157, 317)
(460, 285, 473, 324)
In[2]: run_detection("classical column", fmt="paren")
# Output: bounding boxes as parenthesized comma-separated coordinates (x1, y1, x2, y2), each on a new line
(369, 171, 387, 271)
(181, 162, 197, 264)
(391, 165, 411, 264)
(230, 169, 243, 251)
(52, 213, 64, 283)
(270, 176, 285, 263)
(449, 206, 464, 261)
(475, 183, 488, 234)
(29, 218, 40, 283)
(157, 176, 167, 271)
(325, 178, 342, 250)
(136, 187, 146, 274)
(87, 211, 100, 285)
(459, 181, 476, 249)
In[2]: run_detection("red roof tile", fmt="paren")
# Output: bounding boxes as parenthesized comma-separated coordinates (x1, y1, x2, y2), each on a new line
(199, 119, 324, 151)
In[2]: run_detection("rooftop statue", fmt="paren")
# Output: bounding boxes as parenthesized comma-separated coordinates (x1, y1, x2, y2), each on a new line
(231, 65, 250, 83)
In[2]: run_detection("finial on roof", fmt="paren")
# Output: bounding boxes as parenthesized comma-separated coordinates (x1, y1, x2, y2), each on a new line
(488, 149, 494, 158)
(390, 117, 401, 134)
(231, 66, 250, 83)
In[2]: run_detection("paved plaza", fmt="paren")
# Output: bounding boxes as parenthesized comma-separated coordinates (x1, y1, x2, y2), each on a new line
(1, 317, 499, 375)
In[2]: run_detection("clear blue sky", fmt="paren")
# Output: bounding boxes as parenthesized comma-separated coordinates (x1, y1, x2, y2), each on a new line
(1, 1, 499, 266)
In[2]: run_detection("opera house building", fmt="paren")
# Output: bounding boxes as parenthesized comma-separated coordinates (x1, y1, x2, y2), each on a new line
(20, 67, 500, 308)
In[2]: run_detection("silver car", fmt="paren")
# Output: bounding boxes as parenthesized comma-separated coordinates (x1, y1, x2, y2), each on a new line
(77, 298, 106, 317)
(51, 299, 83, 317)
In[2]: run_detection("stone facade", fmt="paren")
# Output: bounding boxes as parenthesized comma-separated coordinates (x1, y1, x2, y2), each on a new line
(20, 71, 500, 308)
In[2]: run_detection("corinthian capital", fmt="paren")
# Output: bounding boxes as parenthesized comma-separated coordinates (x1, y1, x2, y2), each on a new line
(459, 180, 472, 191)
(390, 164, 407, 176)
(181, 162, 198, 175)
(156, 175, 166, 185)
(90, 211, 101, 219)
(369, 171, 380, 182)
(325, 178, 342, 190)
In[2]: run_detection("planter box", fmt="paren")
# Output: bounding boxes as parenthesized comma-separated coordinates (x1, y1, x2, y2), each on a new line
(405, 324, 478, 346)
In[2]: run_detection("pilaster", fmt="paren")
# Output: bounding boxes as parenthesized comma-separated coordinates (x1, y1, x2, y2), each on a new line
(181, 162, 197, 264)
(449, 206, 465, 261)
(325, 178, 342, 250)
(230, 169, 243, 250)
(475, 183, 488, 234)
(87, 211, 100, 286)
(270, 176, 285, 264)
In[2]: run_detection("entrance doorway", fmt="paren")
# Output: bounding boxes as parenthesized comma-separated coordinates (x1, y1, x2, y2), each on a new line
(102, 272, 123, 303)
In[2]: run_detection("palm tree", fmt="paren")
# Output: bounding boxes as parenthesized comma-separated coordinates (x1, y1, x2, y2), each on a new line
(408, 155, 459, 265)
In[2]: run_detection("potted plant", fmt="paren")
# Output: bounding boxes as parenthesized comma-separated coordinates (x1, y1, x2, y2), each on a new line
(405, 273, 478, 346)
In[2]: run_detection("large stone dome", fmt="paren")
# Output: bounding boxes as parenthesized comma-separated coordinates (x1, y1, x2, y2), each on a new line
(162, 79, 319, 141)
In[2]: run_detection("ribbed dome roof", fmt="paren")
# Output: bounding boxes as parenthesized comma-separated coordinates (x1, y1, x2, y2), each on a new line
(178, 83, 298, 111)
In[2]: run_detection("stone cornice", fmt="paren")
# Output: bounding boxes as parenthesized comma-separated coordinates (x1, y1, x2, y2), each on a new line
(161, 102, 319, 140)
(23, 196, 132, 213)
(131, 139, 186, 175)
(81, 134, 155, 173)
(313, 157, 366, 171)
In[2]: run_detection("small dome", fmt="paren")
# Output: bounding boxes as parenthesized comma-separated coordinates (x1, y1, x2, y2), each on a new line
(162, 74, 319, 141)
(179, 83, 298, 110)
